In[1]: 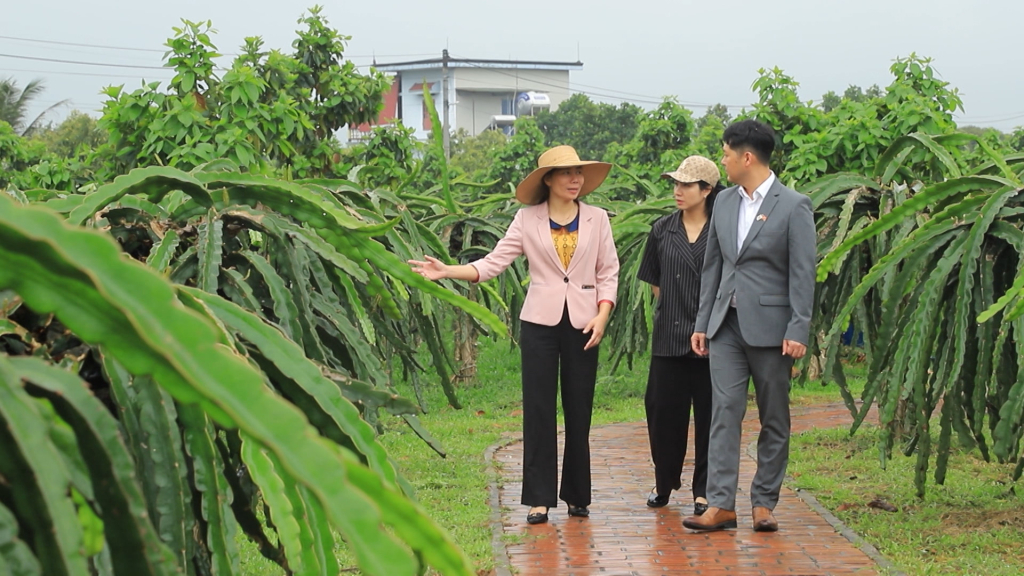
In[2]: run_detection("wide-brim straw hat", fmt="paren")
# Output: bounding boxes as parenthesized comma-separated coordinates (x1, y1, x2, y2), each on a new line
(515, 145, 612, 205)
(662, 155, 721, 185)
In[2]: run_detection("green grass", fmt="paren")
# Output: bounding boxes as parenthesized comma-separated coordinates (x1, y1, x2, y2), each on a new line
(237, 341, 867, 574)
(789, 424, 1024, 575)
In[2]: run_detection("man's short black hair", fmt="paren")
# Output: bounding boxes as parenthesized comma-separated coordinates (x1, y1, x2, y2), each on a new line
(722, 120, 776, 165)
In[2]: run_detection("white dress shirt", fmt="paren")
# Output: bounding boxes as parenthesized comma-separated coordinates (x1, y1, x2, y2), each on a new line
(731, 172, 776, 306)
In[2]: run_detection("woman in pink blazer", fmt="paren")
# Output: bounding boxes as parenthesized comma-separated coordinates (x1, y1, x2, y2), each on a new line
(410, 145, 620, 525)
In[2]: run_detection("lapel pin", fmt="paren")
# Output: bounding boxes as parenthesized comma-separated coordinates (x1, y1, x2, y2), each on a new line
(756, 214, 768, 222)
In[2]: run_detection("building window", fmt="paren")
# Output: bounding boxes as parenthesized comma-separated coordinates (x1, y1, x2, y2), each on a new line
(422, 98, 433, 130)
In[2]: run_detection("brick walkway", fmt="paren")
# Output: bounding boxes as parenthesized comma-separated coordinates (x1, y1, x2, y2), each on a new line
(491, 403, 885, 576)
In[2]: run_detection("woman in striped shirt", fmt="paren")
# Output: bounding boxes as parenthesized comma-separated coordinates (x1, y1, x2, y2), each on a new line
(637, 155, 724, 515)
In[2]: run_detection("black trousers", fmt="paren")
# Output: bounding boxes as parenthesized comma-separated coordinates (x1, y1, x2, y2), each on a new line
(519, 307, 599, 508)
(645, 355, 712, 499)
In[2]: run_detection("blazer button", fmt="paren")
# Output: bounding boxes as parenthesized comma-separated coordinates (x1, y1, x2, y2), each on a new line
(563, 277, 569, 283)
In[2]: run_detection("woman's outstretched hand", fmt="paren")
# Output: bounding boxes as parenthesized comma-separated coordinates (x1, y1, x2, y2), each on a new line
(408, 255, 448, 281)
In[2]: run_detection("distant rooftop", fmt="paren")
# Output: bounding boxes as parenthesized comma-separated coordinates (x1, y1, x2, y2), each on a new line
(373, 57, 583, 72)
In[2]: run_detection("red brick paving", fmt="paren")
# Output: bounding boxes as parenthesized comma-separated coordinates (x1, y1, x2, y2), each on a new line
(492, 403, 883, 575)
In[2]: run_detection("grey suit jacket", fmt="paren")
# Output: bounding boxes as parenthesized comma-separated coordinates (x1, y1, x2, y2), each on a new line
(694, 178, 816, 347)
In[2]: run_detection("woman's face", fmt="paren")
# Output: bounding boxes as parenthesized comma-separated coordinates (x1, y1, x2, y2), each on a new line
(543, 167, 585, 203)
(673, 181, 708, 212)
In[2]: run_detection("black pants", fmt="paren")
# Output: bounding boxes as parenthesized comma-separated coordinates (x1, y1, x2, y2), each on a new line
(519, 307, 599, 508)
(645, 355, 712, 499)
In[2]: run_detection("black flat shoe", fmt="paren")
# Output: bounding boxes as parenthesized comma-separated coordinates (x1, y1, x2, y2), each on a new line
(567, 504, 589, 517)
(694, 502, 709, 516)
(526, 509, 548, 525)
(647, 491, 670, 508)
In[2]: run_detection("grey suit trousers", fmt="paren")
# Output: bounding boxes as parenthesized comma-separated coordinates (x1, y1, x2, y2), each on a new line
(707, 308, 793, 511)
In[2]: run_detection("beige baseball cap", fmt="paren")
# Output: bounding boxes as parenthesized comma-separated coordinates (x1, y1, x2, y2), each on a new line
(662, 155, 721, 186)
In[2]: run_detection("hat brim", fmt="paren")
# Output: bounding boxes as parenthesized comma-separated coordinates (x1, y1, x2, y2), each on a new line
(515, 161, 612, 205)
(661, 169, 704, 183)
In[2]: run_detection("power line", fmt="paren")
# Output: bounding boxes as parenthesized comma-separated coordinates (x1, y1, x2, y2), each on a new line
(448, 53, 748, 109)
(0, 35, 434, 62)
(955, 111, 1024, 124)
(0, 67, 172, 79)
(0, 34, 166, 53)
(0, 52, 167, 70)
(446, 57, 663, 105)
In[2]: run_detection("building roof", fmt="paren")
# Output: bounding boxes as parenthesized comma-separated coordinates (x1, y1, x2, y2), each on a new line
(373, 57, 583, 72)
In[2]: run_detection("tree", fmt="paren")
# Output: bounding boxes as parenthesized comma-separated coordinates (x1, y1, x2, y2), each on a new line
(30, 110, 107, 158)
(97, 8, 389, 179)
(746, 55, 966, 185)
(603, 99, 695, 196)
(821, 90, 842, 113)
(484, 117, 547, 195)
(534, 93, 643, 161)
(1009, 127, 1024, 152)
(450, 128, 507, 177)
(694, 103, 732, 132)
(811, 132, 1024, 497)
(0, 77, 68, 136)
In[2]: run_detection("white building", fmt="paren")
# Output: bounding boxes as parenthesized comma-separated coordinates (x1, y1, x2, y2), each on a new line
(353, 55, 582, 141)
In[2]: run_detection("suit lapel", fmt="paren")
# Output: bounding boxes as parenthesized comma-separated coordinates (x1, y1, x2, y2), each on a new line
(565, 204, 592, 275)
(534, 205, 565, 272)
(720, 189, 741, 261)
(738, 180, 783, 258)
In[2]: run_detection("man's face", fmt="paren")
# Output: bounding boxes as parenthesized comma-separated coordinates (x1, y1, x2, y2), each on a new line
(721, 143, 746, 184)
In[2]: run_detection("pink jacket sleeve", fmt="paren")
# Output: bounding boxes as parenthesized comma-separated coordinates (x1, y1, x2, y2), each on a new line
(470, 208, 525, 282)
(595, 209, 620, 306)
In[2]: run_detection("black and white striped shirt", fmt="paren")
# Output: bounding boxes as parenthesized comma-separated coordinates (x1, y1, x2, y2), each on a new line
(637, 212, 709, 358)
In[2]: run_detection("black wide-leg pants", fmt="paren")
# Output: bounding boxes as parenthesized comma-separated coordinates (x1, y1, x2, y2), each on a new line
(519, 307, 599, 508)
(644, 355, 713, 499)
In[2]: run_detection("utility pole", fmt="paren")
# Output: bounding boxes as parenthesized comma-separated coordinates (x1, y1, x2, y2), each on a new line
(441, 48, 451, 159)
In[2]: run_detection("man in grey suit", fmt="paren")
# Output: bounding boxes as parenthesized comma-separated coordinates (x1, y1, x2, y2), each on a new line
(683, 120, 816, 532)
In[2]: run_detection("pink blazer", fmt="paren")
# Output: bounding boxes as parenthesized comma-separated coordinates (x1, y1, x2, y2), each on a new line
(471, 201, 620, 329)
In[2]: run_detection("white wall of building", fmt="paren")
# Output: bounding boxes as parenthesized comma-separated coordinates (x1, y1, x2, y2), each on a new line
(376, 62, 577, 141)
(397, 68, 445, 141)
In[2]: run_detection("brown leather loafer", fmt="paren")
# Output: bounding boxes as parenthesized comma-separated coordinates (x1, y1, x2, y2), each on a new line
(682, 506, 737, 531)
(752, 506, 779, 532)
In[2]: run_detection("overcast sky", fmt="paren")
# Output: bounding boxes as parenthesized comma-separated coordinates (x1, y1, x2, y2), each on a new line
(4, 0, 1022, 132)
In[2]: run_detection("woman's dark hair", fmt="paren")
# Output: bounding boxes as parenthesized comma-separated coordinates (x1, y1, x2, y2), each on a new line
(698, 181, 725, 217)
(534, 169, 556, 204)
(722, 119, 776, 165)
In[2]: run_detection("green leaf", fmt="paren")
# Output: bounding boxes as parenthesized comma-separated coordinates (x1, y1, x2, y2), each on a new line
(10, 356, 181, 576)
(69, 167, 212, 226)
(0, 193, 471, 576)
(70, 488, 105, 557)
(0, 500, 42, 576)
(240, 439, 312, 574)
(421, 88, 457, 213)
(0, 358, 87, 576)
(180, 287, 400, 485)
(178, 404, 239, 576)
(197, 209, 223, 293)
(146, 230, 181, 275)
(131, 377, 194, 568)
(818, 176, 1012, 280)
(241, 250, 303, 345)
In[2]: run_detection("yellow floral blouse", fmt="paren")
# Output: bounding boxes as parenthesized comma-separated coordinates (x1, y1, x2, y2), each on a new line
(550, 211, 580, 270)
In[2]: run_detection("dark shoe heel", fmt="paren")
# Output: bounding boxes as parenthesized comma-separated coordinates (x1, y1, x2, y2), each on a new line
(526, 512, 548, 525)
(567, 505, 589, 517)
(647, 492, 670, 508)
